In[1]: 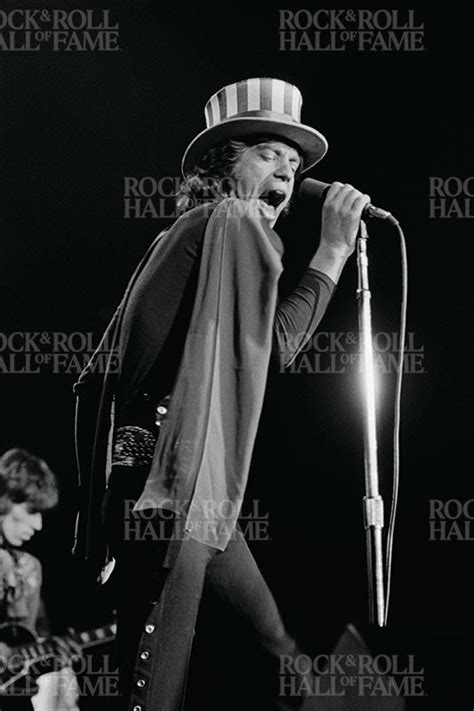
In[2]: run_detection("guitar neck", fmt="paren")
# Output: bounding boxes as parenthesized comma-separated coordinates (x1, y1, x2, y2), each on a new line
(18, 623, 116, 663)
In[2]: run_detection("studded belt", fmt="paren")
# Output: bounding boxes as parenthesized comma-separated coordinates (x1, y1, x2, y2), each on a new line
(112, 426, 157, 467)
(112, 394, 171, 467)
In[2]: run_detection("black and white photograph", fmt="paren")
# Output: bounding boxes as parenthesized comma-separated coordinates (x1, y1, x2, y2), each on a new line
(0, 3, 472, 710)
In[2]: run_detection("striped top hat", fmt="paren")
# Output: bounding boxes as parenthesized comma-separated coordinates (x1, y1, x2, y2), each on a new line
(181, 77, 328, 176)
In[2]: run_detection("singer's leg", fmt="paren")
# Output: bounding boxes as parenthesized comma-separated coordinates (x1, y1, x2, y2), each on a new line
(204, 528, 317, 710)
(124, 536, 215, 711)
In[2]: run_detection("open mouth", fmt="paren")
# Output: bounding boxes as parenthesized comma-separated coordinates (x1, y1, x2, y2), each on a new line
(259, 190, 287, 209)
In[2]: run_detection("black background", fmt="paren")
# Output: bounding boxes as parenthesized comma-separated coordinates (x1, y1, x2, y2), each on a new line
(0, 2, 472, 708)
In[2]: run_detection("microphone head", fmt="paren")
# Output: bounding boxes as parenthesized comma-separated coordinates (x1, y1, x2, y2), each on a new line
(298, 178, 396, 223)
(298, 178, 330, 202)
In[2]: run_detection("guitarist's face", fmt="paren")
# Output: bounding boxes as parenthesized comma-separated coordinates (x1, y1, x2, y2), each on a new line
(1, 503, 43, 546)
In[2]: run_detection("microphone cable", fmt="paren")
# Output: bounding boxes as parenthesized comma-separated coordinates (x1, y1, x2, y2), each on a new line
(383, 218, 408, 626)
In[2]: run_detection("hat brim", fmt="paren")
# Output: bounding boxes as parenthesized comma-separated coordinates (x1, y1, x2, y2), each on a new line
(181, 117, 328, 177)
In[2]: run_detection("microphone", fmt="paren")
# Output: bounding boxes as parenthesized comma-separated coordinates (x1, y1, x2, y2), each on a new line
(298, 178, 397, 223)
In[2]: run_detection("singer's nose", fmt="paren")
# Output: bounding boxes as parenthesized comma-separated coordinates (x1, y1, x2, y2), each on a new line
(274, 156, 292, 182)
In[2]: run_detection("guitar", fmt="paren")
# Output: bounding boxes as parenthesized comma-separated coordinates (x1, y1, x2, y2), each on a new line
(0, 621, 116, 693)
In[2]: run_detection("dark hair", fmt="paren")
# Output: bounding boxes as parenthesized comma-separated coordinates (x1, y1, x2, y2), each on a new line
(0, 448, 58, 516)
(176, 136, 303, 215)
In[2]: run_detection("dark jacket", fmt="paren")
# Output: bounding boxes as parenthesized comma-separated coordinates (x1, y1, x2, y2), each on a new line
(73, 205, 213, 567)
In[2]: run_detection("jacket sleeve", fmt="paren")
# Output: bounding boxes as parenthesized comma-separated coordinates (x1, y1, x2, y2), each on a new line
(73, 307, 120, 488)
(73, 307, 121, 399)
(272, 268, 336, 368)
(72, 307, 121, 563)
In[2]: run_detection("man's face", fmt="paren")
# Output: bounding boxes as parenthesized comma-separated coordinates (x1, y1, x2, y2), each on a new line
(232, 140, 301, 227)
(1, 503, 43, 546)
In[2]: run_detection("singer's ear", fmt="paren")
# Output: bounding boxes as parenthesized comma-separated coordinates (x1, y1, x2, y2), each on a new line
(296, 153, 304, 179)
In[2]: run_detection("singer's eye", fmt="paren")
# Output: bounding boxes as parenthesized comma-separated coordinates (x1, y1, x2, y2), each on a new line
(259, 152, 276, 161)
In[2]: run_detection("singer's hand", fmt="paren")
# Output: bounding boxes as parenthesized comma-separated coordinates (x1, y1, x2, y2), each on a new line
(320, 182, 371, 255)
(309, 182, 371, 283)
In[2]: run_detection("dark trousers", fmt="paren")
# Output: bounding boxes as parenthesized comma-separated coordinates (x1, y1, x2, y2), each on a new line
(104, 466, 315, 711)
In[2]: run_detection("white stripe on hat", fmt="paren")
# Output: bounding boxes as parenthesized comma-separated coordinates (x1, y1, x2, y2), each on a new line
(271, 79, 285, 114)
(247, 78, 260, 111)
(225, 83, 238, 118)
(291, 88, 300, 121)
(209, 94, 220, 126)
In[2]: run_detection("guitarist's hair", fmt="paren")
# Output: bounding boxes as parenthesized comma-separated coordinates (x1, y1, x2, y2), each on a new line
(0, 448, 58, 515)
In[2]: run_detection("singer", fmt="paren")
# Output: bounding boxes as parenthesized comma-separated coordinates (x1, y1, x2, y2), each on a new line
(73, 77, 370, 711)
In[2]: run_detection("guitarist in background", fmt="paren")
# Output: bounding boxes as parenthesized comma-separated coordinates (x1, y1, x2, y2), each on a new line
(0, 448, 79, 711)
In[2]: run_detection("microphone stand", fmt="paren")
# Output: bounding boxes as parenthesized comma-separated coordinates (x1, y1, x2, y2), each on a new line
(356, 220, 386, 627)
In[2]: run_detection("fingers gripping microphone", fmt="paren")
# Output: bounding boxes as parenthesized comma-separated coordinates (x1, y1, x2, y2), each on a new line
(298, 178, 398, 224)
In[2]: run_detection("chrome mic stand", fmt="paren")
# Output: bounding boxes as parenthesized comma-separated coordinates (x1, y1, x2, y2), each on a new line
(356, 220, 386, 627)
